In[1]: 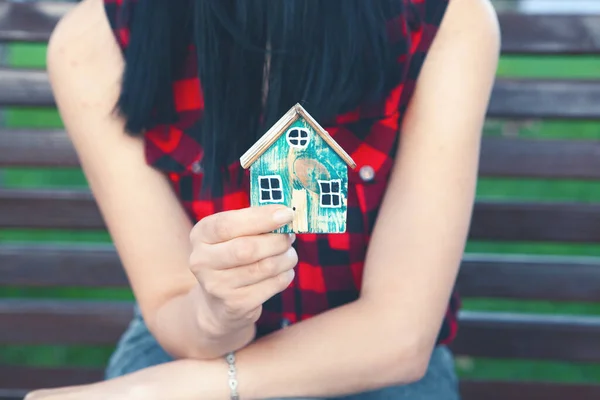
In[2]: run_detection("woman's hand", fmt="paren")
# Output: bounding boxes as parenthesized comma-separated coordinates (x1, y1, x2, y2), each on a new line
(189, 205, 298, 338)
(24, 359, 228, 400)
(25, 386, 123, 400)
(24, 382, 141, 400)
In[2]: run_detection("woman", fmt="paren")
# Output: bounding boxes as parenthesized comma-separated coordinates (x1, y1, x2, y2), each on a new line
(27, 0, 499, 398)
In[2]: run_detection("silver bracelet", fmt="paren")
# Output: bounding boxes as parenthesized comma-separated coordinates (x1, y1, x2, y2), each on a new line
(226, 352, 240, 400)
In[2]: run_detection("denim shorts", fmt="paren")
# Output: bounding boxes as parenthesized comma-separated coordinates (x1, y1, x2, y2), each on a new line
(106, 306, 461, 400)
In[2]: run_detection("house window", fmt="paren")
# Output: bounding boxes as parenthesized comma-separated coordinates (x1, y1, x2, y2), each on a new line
(318, 179, 342, 208)
(259, 175, 284, 203)
(286, 128, 310, 149)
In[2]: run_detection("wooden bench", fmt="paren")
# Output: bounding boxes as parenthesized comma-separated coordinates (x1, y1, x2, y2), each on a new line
(1, 1, 600, 399)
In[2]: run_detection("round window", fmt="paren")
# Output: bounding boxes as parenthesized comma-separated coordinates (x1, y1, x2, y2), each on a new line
(286, 128, 310, 149)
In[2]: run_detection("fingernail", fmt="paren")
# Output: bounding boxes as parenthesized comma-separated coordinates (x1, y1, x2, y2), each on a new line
(273, 208, 294, 224)
(286, 268, 296, 281)
(289, 233, 296, 243)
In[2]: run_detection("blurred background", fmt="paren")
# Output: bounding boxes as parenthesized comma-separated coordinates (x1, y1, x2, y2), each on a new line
(0, 0, 599, 399)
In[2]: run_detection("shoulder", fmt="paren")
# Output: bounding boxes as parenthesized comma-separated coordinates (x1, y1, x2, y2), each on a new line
(433, 0, 500, 52)
(403, 0, 500, 134)
(406, 0, 499, 50)
(48, 0, 119, 56)
(47, 0, 123, 101)
(399, 0, 499, 112)
(410, 0, 500, 83)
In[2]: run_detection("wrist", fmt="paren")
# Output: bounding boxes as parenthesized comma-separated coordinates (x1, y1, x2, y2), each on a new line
(202, 323, 257, 354)
(189, 285, 257, 353)
(125, 359, 230, 400)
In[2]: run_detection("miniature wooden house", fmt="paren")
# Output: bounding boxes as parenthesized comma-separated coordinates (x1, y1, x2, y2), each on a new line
(240, 104, 356, 234)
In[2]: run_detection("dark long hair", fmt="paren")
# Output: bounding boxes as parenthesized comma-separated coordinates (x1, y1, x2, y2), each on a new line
(117, 0, 407, 192)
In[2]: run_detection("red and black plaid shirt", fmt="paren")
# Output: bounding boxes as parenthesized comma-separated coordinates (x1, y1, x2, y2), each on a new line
(105, 0, 459, 344)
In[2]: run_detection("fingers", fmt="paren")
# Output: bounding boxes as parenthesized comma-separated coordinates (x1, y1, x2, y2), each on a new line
(190, 232, 295, 271)
(191, 205, 294, 244)
(187, 206, 298, 331)
(221, 305, 263, 332)
(197, 247, 298, 321)
(24, 386, 87, 400)
(231, 268, 296, 313)
(226, 246, 298, 288)
(213, 268, 296, 321)
(197, 246, 298, 298)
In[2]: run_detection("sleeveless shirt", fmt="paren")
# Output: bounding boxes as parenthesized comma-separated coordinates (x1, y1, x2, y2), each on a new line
(104, 0, 460, 344)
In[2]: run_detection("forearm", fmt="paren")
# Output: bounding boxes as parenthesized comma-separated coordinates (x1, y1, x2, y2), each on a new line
(149, 285, 255, 360)
(31, 299, 434, 400)
(234, 299, 431, 399)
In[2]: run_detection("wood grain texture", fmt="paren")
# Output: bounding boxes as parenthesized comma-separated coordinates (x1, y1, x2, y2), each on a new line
(2, 244, 598, 303)
(460, 381, 600, 400)
(479, 137, 600, 180)
(3, 189, 600, 242)
(0, 189, 104, 229)
(0, 68, 53, 106)
(240, 106, 297, 169)
(294, 104, 356, 168)
(458, 253, 600, 302)
(6, 67, 600, 120)
(241, 104, 356, 169)
(0, 128, 78, 167)
(470, 201, 600, 243)
(250, 119, 348, 233)
(0, 366, 103, 392)
(453, 311, 600, 363)
(0, 389, 25, 400)
(0, 243, 128, 288)
(0, 1, 74, 42)
(3, 130, 600, 182)
(0, 299, 133, 345)
(3, 3, 600, 55)
(292, 189, 308, 232)
(500, 13, 600, 55)
(2, 302, 599, 362)
(488, 79, 600, 119)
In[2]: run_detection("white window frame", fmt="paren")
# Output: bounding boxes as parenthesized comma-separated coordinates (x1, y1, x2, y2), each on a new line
(258, 175, 285, 203)
(318, 179, 342, 208)
(286, 127, 310, 149)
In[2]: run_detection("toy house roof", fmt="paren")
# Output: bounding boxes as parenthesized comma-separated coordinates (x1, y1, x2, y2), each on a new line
(240, 103, 357, 170)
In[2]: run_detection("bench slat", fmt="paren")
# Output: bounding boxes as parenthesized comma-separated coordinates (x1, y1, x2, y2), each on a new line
(0, 244, 128, 288)
(2, 244, 600, 303)
(459, 254, 600, 302)
(500, 14, 600, 55)
(0, 129, 78, 167)
(3, 129, 600, 181)
(4, 67, 600, 119)
(2, 301, 599, 364)
(479, 137, 600, 180)
(0, 366, 103, 393)
(470, 201, 600, 243)
(452, 311, 600, 363)
(488, 79, 600, 119)
(460, 381, 600, 400)
(0, 189, 101, 230)
(0, 68, 53, 106)
(0, 389, 26, 400)
(2, 189, 600, 243)
(0, 1, 73, 42)
(0, 299, 133, 345)
(3, 2, 600, 55)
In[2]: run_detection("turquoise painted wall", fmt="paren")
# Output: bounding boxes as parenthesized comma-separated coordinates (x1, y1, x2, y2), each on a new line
(250, 118, 348, 233)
